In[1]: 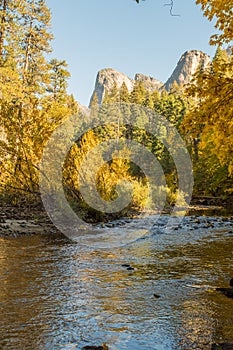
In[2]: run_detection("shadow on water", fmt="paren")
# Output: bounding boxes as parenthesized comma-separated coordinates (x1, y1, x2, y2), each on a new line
(0, 213, 233, 349)
(187, 205, 233, 218)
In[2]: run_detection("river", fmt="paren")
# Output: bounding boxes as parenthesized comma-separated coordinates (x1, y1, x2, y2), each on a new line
(0, 212, 233, 349)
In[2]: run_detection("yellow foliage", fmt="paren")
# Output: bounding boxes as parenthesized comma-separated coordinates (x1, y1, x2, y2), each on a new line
(196, 0, 233, 45)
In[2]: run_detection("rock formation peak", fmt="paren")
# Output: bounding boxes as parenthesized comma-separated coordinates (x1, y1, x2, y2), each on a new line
(164, 50, 210, 90)
(89, 50, 211, 106)
(89, 68, 133, 107)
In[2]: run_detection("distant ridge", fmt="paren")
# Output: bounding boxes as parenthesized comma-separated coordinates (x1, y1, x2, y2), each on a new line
(89, 50, 211, 106)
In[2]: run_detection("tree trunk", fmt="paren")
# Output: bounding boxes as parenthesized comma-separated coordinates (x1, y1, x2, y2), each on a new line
(23, 20, 33, 80)
(0, 0, 7, 62)
(193, 138, 199, 162)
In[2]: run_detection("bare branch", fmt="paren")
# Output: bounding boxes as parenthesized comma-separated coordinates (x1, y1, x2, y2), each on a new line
(135, 0, 180, 17)
(164, 0, 180, 17)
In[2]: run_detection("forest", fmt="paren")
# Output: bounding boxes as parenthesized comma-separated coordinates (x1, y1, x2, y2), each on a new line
(0, 0, 232, 221)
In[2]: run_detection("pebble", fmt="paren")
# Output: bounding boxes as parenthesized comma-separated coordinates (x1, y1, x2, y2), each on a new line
(153, 294, 161, 298)
(82, 345, 109, 350)
(127, 267, 134, 271)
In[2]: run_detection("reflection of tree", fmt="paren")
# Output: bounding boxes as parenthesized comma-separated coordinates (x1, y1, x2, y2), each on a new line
(1, 228, 233, 348)
(177, 299, 214, 348)
(169, 236, 233, 347)
(121, 231, 233, 347)
(0, 237, 52, 349)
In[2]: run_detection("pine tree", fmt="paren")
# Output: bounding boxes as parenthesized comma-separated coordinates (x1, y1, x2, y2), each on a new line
(109, 81, 119, 103)
(212, 46, 229, 73)
(48, 59, 70, 102)
(90, 91, 99, 108)
(130, 81, 146, 105)
(143, 92, 154, 110)
(119, 82, 130, 103)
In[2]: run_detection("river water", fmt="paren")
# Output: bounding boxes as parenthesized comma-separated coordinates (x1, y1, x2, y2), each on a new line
(0, 213, 233, 350)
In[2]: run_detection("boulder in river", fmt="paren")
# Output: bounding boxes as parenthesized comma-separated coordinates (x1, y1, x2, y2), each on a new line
(82, 345, 109, 350)
(216, 278, 233, 299)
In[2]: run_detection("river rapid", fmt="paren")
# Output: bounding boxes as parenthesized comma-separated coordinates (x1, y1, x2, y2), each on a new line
(0, 212, 233, 350)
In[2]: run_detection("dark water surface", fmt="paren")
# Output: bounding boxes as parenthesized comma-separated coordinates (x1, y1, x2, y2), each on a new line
(0, 214, 233, 350)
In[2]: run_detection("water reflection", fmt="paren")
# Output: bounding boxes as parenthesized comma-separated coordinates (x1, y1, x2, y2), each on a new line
(0, 215, 233, 349)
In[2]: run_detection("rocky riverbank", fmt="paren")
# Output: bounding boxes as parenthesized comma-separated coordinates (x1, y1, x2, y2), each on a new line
(0, 204, 60, 238)
(0, 200, 232, 238)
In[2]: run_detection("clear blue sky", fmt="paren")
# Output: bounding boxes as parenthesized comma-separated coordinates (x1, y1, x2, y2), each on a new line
(46, 0, 217, 107)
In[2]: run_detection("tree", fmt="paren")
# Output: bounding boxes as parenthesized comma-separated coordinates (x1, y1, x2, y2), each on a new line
(155, 87, 187, 127)
(181, 47, 233, 194)
(0, 0, 7, 61)
(90, 91, 99, 108)
(143, 92, 154, 110)
(130, 81, 146, 104)
(16, 0, 52, 95)
(196, 0, 233, 45)
(0, 0, 75, 200)
(48, 59, 70, 102)
(119, 82, 130, 103)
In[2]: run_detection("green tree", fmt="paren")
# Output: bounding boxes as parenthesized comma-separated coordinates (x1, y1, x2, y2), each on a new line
(119, 82, 130, 103)
(130, 81, 146, 104)
(143, 92, 154, 110)
(90, 91, 99, 108)
(48, 59, 70, 102)
(154, 88, 187, 127)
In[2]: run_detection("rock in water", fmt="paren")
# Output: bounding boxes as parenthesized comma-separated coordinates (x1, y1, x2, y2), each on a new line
(82, 345, 109, 350)
(122, 264, 131, 268)
(216, 278, 233, 298)
(153, 294, 161, 298)
(127, 266, 134, 271)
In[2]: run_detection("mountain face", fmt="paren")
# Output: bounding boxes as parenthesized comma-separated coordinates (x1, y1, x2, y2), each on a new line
(89, 50, 211, 106)
(164, 50, 210, 90)
(89, 68, 134, 107)
(134, 73, 163, 92)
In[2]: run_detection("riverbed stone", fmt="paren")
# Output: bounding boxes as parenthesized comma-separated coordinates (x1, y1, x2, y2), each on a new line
(82, 345, 109, 350)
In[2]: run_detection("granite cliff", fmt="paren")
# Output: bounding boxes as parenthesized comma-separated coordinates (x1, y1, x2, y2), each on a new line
(164, 50, 210, 90)
(89, 68, 134, 107)
(89, 50, 211, 106)
(135, 73, 163, 92)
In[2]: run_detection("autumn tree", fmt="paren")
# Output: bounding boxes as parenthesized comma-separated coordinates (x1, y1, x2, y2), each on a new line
(182, 47, 233, 172)
(196, 0, 233, 45)
(0, 0, 75, 200)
